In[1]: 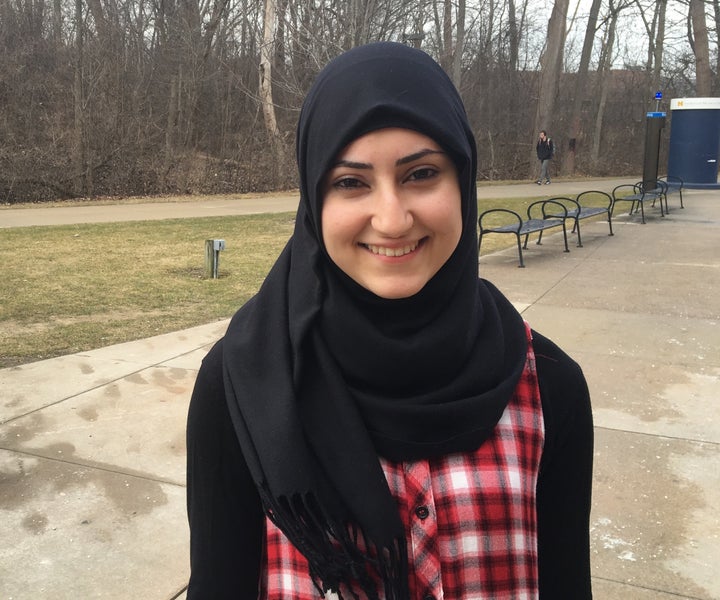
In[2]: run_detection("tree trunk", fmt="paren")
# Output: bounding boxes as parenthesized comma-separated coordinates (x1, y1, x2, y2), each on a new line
(507, 0, 519, 70)
(592, 9, 618, 163)
(652, 0, 667, 96)
(690, 0, 712, 96)
(713, 0, 720, 92)
(452, 0, 466, 88)
(260, 0, 284, 174)
(162, 73, 179, 189)
(531, 0, 569, 178)
(53, 0, 63, 43)
(86, 0, 111, 46)
(442, 0, 453, 72)
(73, 0, 87, 196)
(563, 0, 601, 175)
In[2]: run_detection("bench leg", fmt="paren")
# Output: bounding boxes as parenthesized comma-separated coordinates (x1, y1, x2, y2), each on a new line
(574, 218, 583, 247)
(515, 233, 525, 268)
(561, 224, 570, 252)
(607, 214, 614, 236)
(478, 232, 525, 267)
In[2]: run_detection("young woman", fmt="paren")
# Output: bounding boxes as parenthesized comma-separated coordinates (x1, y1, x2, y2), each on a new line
(186, 42, 593, 600)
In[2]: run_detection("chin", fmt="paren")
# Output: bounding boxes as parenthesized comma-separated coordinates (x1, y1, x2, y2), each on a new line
(365, 282, 426, 300)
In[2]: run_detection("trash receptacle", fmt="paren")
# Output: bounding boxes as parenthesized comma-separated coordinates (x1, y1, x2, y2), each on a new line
(667, 97, 720, 189)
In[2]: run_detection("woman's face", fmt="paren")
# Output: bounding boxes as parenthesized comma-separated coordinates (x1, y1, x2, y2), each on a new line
(321, 128, 463, 300)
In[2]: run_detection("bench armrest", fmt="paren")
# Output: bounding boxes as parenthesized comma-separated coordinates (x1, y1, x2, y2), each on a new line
(478, 208, 523, 232)
(527, 198, 569, 220)
(612, 184, 641, 199)
(576, 190, 612, 209)
(661, 175, 683, 188)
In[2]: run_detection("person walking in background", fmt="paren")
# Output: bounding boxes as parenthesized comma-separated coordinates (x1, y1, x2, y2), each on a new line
(536, 130, 554, 184)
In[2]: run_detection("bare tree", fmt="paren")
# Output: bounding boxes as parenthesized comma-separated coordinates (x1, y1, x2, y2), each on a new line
(713, 0, 720, 90)
(629, 0, 668, 102)
(453, 0, 466, 86)
(563, 0, 602, 175)
(531, 0, 570, 178)
(652, 0, 667, 95)
(507, 0, 520, 70)
(73, 0, 88, 195)
(591, 1, 620, 163)
(432, 0, 466, 87)
(689, 0, 713, 95)
(0, 0, 714, 202)
(261, 0, 281, 141)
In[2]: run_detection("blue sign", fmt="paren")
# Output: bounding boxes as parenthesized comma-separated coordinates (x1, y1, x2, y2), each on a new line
(647, 112, 666, 118)
(655, 91, 663, 100)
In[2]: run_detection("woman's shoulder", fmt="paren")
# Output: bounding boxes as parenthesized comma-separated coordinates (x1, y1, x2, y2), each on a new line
(531, 329, 584, 385)
(193, 337, 226, 397)
(530, 329, 590, 432)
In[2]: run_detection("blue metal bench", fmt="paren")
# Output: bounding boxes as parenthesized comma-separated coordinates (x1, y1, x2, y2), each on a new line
(478, 199, 570, 268)
(659, 175, 684, 209)
(612, 180, 668, 224)
(543, 192, 614, 247)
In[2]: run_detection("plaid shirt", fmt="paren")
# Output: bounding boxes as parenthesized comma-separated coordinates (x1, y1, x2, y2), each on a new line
(261, 329, 544, 600)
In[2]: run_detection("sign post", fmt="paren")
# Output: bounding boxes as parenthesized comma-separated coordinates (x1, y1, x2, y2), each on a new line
(643, 92, 666, 189)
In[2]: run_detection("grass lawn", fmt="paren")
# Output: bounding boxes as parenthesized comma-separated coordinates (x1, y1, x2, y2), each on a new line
(0, 213, 296, 367)
(0, 193, 607, 367)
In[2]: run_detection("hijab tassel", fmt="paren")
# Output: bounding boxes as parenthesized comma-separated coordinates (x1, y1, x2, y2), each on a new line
(259, 485, 408, 599)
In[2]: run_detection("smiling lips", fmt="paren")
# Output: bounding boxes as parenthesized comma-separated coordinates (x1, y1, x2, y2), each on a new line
(364, 240, 421, 257)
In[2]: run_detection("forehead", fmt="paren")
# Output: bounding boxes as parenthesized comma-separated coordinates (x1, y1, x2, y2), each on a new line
(336, 127, 441, 157)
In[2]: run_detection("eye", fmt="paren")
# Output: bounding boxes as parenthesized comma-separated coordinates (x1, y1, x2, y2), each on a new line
(406, 167, 438, 182)
(332, 176, 365, 190)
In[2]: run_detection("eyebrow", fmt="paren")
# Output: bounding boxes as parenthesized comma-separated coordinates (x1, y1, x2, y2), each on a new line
(331, 149, 446, 170)
(397, 149, 445, 165)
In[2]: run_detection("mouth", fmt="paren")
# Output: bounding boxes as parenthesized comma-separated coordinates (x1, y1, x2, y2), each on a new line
(363, 239, 422, 257)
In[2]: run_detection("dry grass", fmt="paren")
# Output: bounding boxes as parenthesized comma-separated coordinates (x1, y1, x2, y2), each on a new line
(0, 213, 295, 367)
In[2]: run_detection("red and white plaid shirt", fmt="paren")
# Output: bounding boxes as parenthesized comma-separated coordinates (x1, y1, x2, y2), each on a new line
(260, 327, 544, 600)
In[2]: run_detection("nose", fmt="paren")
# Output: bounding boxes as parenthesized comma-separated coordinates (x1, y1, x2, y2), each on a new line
(371, 184, 413, 237)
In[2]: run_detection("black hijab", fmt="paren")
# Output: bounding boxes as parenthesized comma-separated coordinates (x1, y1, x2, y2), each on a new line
(222, 42, 527, 599)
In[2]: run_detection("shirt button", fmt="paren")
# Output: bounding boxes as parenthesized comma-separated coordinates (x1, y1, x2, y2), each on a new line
(415, 505, 430, 520)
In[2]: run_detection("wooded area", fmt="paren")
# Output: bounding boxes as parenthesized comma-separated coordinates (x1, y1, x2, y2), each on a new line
(1, 0, 718, 203)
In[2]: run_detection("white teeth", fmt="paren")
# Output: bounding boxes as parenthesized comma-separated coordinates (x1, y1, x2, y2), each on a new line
(366, 242, 418, 257)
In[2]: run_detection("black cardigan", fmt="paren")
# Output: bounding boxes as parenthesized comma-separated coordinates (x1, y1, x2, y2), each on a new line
(186, 330, 593, 599)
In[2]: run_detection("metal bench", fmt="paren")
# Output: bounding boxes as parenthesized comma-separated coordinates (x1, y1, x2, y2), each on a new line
(543, 192, 614, 247)
(659, 175, 684, 209)
(611, 180, 668, 224)
(478, 199, 570, 268)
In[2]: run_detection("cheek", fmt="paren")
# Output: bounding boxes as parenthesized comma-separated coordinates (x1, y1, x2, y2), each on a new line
(428, 188, 463, 242)
(320, 200, 359, 255)
(320, 205, 337, 254)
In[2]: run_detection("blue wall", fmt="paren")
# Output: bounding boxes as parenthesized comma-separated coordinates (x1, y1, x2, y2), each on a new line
(668, 105, 720, 188)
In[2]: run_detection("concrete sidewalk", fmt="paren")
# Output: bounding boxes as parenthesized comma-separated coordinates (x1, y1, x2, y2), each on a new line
(0, 177, 630, 227)
(1, 180, 719, 599)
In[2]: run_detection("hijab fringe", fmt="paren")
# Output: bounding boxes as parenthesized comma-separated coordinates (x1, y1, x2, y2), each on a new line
(259, 484, 409, 600)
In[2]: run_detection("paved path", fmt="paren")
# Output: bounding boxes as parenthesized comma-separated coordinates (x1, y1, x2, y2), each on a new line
(1, 180, 719, 599)
(0, 178, 632, 228)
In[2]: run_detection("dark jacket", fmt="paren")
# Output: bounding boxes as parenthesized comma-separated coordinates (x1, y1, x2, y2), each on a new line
(537, 137, 554, 161)
(186, 330, 594, 599)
